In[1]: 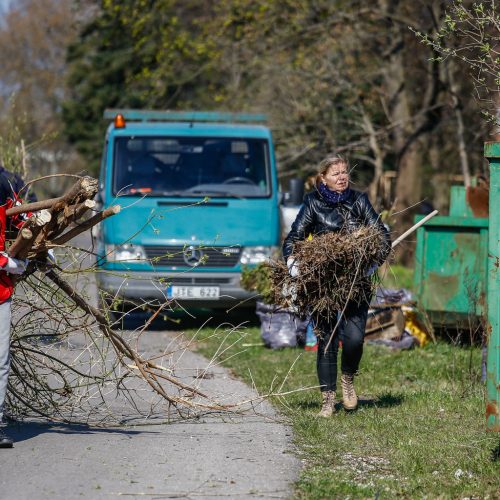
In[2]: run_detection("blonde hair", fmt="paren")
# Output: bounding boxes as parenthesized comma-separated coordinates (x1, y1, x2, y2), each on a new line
(316, 155, 349, 187)
(318, 154, 349, 175)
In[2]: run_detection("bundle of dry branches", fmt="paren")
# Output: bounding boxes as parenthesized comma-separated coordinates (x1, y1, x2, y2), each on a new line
(270, 226, 388, 320)
(7, 176, 119, 261)
(5, 176, 263, 424)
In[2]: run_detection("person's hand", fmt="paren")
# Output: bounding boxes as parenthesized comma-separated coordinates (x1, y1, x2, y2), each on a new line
(0, 253, 28, 275)
(365, 263, 378, 277)
(287, 257, 300, 278)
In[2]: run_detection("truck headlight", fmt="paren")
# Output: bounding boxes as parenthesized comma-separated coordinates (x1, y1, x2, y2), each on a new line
(240, 246, 277, 265)
(105, 244, 147, 262)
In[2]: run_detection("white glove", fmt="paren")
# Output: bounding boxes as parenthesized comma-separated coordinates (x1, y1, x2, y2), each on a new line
(0, 253, 28, 275)
(365, 263, 378, 277)
(47, 249, 57, 265)
(287, 257, 300, 278)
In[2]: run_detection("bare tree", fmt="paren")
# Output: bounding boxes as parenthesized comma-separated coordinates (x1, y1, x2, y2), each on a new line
(0, 0, 83, 194)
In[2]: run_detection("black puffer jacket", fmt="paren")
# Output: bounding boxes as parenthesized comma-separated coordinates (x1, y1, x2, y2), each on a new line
(283, 188, 391, 263)
(0, 165, 37, 204)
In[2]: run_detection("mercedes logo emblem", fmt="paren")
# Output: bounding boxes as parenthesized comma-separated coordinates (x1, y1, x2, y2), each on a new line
(183, 245, 203, 266)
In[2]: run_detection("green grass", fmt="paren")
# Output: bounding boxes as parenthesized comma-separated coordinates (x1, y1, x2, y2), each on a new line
(186, 325, 500, 498)
(380, 264, 414, 291)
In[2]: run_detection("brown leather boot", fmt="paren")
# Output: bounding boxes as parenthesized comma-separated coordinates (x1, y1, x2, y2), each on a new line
(341, 373, 358, 410)
(317, 390, 336, 417)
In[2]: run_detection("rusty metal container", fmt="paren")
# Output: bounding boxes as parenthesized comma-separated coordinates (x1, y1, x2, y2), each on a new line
(413, 213, 488, 327)
(414, 142, 499, 430)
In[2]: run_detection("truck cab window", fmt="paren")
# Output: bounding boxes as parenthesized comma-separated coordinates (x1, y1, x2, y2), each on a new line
(113, 137, 270, 198)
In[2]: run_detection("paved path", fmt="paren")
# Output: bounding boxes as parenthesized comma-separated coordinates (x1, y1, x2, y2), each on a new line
(1, 322, 299, 500)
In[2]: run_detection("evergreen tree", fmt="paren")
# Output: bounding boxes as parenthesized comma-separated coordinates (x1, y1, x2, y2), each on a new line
(63, 1, 218, 172)
(63, 1, 145, 172)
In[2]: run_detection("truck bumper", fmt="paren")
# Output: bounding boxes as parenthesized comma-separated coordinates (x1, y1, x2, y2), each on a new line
(96, 270, 256, 310)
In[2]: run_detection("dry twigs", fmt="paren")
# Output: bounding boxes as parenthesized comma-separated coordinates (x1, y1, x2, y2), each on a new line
(270, 226, 389, 321)
(8, 267, 255, 424)
(5, 176, 282, 424)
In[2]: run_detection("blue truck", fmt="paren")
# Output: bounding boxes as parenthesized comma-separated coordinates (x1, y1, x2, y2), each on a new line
(95, 110, 282, 311)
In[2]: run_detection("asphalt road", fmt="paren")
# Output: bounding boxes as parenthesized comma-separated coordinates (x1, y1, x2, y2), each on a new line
(0, 234, 300, 499)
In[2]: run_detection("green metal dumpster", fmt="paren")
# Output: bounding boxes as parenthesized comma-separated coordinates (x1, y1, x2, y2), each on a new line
(413, 213, 489, 327)
(414, 142, 499, 430)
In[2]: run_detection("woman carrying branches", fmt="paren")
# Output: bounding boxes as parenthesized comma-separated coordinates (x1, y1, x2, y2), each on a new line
(283, 155, 391, 417)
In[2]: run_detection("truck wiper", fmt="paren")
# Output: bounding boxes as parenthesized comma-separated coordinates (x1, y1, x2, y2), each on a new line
(162, 190, 190, 196)
(152, 189, 242, 198)
(187, 190, 244, 199)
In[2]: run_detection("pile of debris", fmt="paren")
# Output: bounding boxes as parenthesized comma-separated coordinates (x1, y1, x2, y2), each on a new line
(365, 287, 434, 350)
(270, 225, 388, 320)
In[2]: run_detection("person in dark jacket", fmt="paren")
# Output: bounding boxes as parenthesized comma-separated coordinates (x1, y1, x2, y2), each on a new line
(283, 155, 391, 417)
(0, 165, 37, 205)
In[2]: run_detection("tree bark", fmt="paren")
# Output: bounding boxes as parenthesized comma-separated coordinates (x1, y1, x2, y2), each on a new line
(446, 61, 471, 187)
(362, 105, 385, 205)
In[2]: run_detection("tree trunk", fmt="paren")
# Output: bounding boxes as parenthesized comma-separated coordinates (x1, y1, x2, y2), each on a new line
(362, 105, 385, 206)
(428, 135, 449, 214)
(446, 61, 471, 187)
(394, 140, 424, 213)
(382, 36, 421, 214)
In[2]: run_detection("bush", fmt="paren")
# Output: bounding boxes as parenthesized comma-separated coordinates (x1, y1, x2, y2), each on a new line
(240, 263, 273, 304)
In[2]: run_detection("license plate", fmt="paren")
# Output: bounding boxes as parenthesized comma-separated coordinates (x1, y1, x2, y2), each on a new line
(167, 286, 220, 300)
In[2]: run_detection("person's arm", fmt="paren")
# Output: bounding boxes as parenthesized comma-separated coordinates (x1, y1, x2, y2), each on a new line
(359, 193, 391, 264)
(283, 197, 314, 261)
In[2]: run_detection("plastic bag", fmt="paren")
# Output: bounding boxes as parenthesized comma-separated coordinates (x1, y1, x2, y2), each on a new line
(256, 301, 309, 349)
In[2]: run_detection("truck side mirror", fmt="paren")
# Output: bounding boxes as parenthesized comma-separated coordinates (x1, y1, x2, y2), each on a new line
(282, 178, 304, 206)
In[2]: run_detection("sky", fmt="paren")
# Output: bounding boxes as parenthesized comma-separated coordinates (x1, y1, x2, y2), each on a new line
(0, 0, 11, 15)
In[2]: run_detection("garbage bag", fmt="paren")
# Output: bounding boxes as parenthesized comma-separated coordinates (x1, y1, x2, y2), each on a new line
(256, 301, 309, 349)
(371, 287, 413, 307)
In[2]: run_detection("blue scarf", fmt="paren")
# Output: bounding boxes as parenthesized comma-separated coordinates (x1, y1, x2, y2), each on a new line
(318, 182, 351, 205)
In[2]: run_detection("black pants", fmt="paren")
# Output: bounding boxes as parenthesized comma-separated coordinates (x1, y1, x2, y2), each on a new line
(316, 299, 370, 392)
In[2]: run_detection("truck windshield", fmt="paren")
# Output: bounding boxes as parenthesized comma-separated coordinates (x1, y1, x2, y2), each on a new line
(113, 136, 271, 198)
